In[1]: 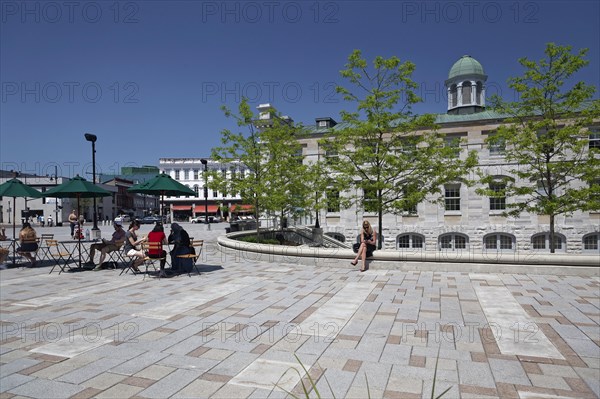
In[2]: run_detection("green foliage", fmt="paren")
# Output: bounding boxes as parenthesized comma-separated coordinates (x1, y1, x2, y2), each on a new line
(330, 50, 478, 244)
(482, 43, 600, 252)
(209, 99, 310, 236)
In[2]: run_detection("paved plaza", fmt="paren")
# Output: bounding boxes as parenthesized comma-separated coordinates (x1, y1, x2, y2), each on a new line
(1, 223, 599, 398)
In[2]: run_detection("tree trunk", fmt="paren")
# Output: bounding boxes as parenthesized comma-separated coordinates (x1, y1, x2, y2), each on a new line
(378, 190, 383, 250)
(254, 200, 260, 243)
(549, 214, 555, 254)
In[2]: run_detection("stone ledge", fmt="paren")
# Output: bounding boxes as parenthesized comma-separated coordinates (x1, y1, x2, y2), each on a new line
(218, 233, 600, 277)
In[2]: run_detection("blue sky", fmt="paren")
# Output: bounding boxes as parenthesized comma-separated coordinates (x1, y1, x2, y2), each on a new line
(1, 0, 599, 179)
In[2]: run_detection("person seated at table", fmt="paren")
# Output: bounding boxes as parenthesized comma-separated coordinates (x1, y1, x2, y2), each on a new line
(123, 220, 146, 273)
(168, 223, 193, 272)
(17, 222, 38, 267)
(86, 221, 126, 270)
(147, 222, 168, 277)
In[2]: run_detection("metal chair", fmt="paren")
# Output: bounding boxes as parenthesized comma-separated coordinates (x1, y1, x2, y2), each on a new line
(142, 241, 166, 278)
(102, 240, 126, 269)
(47, 239, 73, 274)
(37, 234, 55, 263)
(176, 239, 203, 277)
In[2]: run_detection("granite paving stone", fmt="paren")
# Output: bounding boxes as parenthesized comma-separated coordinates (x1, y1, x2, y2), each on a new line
(137, 368, 202, 398)
(0, 226, 598, 398)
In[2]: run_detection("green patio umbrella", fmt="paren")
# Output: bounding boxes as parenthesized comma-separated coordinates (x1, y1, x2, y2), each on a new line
(43, 175, 111, 269)
(0, 178, 43, 264)
(128, 173, 196, 220)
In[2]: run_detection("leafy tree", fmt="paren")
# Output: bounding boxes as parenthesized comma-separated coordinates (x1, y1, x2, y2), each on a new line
(330, 50, 478, 248)
(209, 99, 307, 238)
(480, 43, 600, 253)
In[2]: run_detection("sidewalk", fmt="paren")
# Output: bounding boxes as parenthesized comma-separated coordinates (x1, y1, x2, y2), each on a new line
(1, 226, 599, 398)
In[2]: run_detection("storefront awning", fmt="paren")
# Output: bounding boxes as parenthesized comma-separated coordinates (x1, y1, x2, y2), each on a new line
(194, 205, 219, 213)
(172, 205, 192, 211)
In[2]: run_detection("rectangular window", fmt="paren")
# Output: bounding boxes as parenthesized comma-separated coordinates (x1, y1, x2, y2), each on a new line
(193, 170, 199, 180)
(444, 136, 461, 158)
(326, 190, 340, 213)
(323, 143, 338, 166)
(485, 131, 505, 155)
(490, 182, 506, 210)
(213, 190, 218, 197)
(589, 129, 600, 150)
(444, 184, 461, 211)
(174, 170, 180, 180)
(364, 188, 377, 213)
(402, 187, 418, 215)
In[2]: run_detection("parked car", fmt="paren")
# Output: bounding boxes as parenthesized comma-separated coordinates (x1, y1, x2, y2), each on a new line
(114, 215, 131, 223)
(136, 215, 162, 224)
(191, 216, 222, 223)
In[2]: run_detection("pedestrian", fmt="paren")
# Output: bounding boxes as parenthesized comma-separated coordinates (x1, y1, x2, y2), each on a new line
(69, 210, 77, 236)
(351, 220, 377, 272)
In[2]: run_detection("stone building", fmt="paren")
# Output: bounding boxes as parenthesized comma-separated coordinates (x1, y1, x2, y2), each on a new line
(298, 55, 599, 254)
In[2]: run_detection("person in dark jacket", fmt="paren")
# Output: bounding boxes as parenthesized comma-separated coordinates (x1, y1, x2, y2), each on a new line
(168, 223, 193, 272)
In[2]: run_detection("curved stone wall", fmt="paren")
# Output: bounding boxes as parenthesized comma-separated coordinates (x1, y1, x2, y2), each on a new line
(218, 231, 600, 277)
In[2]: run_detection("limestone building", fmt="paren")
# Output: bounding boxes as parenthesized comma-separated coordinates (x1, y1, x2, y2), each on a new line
(299, 56, 600, 254)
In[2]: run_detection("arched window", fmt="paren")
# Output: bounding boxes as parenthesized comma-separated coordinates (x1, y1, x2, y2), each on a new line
(462, 81, 472, 104)
(483, 233, 515, 251)
(439, 233, 469, 250)
(531, 232, 566, 252)
(450, 84, 458, 107)
(582, 233, 599, 252)
(476, 81, 483, 104)
(396, 233, 425, 250)
(193, 185, 199, 195)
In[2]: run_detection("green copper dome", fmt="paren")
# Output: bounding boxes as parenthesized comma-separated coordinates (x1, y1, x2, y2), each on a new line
(448, 55, 485, 79)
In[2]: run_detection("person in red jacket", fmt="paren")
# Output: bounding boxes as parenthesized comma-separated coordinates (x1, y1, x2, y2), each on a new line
(147, 222, 168, 277)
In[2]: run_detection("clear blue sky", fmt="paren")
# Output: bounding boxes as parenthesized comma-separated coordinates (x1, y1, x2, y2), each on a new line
(1, 0, 598, 179)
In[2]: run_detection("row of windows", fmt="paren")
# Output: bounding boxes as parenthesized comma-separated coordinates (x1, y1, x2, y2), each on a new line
(446, 129, 599, 157)
(396, 232, 600, 252)
(168, 168, 248, 181)
(326, 177, 598, 213)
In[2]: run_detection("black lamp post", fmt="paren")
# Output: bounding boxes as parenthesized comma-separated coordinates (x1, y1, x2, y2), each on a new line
(200, 159, 209, 228)
(84, 133, 99, 232)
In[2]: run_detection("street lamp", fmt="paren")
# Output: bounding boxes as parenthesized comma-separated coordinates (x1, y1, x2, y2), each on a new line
(84, 133, 99, 233)
(53, 165, 59, 226)
(200, 159, 209, 229)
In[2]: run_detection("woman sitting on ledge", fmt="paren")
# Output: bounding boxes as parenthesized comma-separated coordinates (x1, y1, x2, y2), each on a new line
(351, 220, 377, 272)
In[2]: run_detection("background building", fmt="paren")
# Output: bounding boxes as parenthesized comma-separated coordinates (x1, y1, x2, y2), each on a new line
(298, 56, 599, 254)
